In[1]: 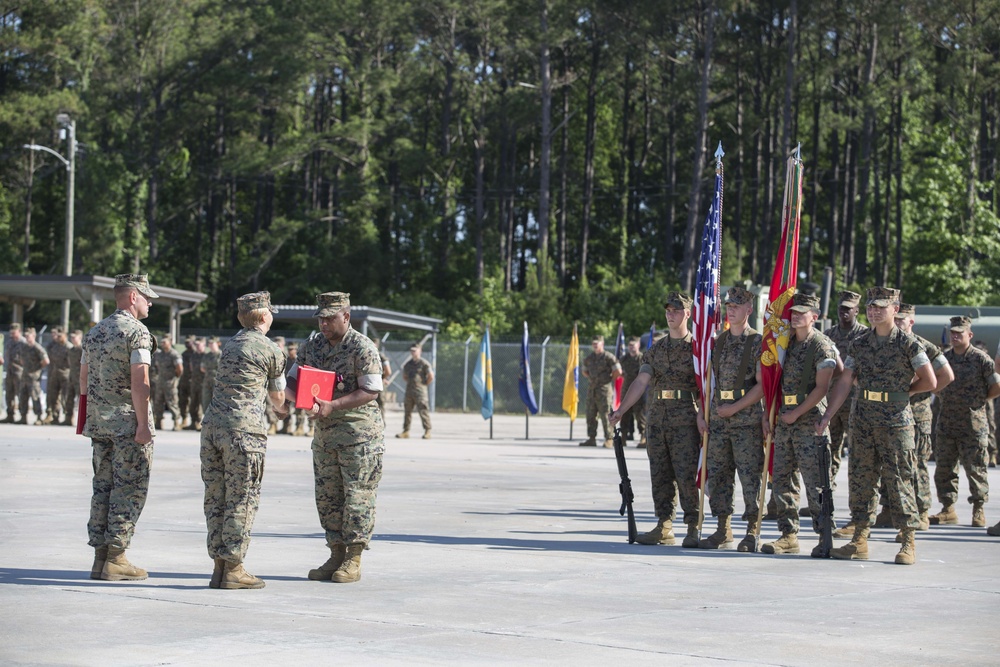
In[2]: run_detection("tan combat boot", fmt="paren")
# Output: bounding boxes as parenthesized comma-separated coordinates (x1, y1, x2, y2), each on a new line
(332, 544, 365, 583)
(736, 523, 758, 552)
(830, 523, 870, 560)
(637, 436, 647, 449)
(603, 438, 614, 448)
(101, 547, 148, 581)
(894, 528, 916, 565)
(762, 531, 800, 554)
(293, 422, 305, 437)
(266, 423, 277, 435)
(221, 561, 265, 589)
(873, 506, 893, 528)
(635, 520, 675, 546)
(423, 431, 432, 440)
(681, 524, 700, 548)
(308, 544, 347, 581)
(698, 515, 733, 549)
(834, 521, 856, 538)
(987, 520, 1000, 537)
(397, 431, 410, 439)
(972, 501, 986, 528)
(928, 504, 958, 525)
(578, 438, 596, 447)
(90, 546, 108, 580)
(209, 557, 225, 589)
(917, 511, 930, 531)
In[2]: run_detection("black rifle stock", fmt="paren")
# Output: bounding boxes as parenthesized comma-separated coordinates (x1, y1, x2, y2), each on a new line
(612, 426, 638, 543)
(816, 437, 834, 558)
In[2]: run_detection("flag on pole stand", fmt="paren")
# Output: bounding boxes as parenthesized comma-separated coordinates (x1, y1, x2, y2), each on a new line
(471, 325, 494, 438)
(750, 144, 804, 550)
(519, 321, 540, 438)
(562, 323, 580, 439)
(692, 142, 725, 538)
(612, 323, 625, 410)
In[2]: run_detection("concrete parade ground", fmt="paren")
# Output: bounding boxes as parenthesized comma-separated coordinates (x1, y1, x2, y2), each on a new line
(1, 410, 999, 666)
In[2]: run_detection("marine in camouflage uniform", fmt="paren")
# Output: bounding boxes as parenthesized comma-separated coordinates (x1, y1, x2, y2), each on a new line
(611, 292, 701, 548)
(43, 326, 73, 424)
(762, 293, 839, 557)
(618, 337, 646, 446)
(179, 336, 195, 426)
(872, 305, 953, 532)
(186, 337, 206, 429)
(200, 336, 222, 414)
(82, 273, 158, 581)
(824, 286, 935, 565)
(201, 292, 286, 590)
(298, 292, 385, 584)
(699, 286, 765, 551)
(285, 342, 309, 436)
(3, 323, 24, 422)
(398, 345, 434, 439)
(930, 317, 1000, 528)
(66, 330, 83, 426)
(580, 335, 622, 447)
(151, 335, 183, 430)
(823, 290, 868, 484)
(18, 327, 49, 424)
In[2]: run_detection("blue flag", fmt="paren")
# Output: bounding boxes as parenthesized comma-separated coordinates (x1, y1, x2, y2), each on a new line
(471, 327, 494, 420)
(519, 321, 540, 414)
(648, 322, 656, 349)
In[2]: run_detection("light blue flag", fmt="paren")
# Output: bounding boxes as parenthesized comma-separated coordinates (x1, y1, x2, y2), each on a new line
(471, 326, 494, 420)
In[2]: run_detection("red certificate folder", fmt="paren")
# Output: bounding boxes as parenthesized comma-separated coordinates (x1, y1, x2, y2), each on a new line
(295, 365, 338, 409)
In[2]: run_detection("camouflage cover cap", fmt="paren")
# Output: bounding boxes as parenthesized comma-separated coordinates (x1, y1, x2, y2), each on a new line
(209, 336, 221, 344)
(313, 291, 350, 317)
(949, 315, 972, 332)
(115, 273, 159, 299)
(9, 323, 20, 331)
(665, 291, 693, 309)
(724, 286, 754, 305)
(591, 335, 604, 344)
(50, 325, 65, 334)
(866, 286, 900, 307)
(838, 290, 862, 307)
(896, 303, 916, 316)
(790, 292, 821, 313)
(238, 291, 277, 314)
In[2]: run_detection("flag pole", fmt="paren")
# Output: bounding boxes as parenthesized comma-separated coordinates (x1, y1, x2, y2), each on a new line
(525, 408, 529, 440)
(751, 402, 777, 547)
(490, 415, 493, 439)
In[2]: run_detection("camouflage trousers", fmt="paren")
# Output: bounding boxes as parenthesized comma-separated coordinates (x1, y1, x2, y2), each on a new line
(848, 418, 918, 529)
(200, 424, 265, 563)
(46, 369, 71, 419)
(188, 381, 203, 424)
(18, 371, 43, 417)
(87, 436, 153, 549)
(879, 425, 934, 514)
(178, 380, 190, 420)
(67, 373, 80, 422)
(828, 399, 852, 489)
(153, 377, 181, 422)
(646, 408, 700, 525)
(4, 367, 20, 416)
(934, 428, 990, 506)
(312, 430, 384, 546)
(772, 414, 833, 535)
(402, 393, 431, 433)
(620, 392, 646, 440)
(586, 385, 614, 440)
(706, 416, 764, 520)
(201, 376, 216, 413)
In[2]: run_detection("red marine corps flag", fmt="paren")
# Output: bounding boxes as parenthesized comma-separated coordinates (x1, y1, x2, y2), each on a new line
(692, 143, 724, 531)
(749, 145, 804, 550)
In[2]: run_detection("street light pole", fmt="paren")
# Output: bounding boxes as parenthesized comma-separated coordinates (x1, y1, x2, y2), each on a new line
(24, 115, 76, 330)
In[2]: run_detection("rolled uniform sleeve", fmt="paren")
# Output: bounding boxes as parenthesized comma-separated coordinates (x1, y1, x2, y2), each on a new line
(910, 350, 930, 370)
(358, 374, 383, 392)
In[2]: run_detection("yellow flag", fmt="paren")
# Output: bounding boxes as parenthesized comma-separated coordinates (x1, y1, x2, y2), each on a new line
(562, 323, 580, 421)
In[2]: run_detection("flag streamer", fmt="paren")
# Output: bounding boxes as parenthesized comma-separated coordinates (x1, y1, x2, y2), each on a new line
(471, 326, 493, 420)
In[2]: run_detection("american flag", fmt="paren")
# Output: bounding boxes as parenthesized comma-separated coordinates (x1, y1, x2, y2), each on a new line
(613, 322, 625, 410)
(692, 145, 724, 406)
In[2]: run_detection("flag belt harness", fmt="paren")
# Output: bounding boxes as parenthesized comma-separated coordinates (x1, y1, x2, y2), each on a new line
(656, 389, 695, 400)
(861, 389, 909, 402)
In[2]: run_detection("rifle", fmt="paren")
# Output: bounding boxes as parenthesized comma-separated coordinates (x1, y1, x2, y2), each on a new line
(815, 436, 834, 558)
(612, 426, 638, 543)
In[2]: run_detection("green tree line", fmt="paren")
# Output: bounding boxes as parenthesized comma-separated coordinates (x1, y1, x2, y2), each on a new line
(1, 0, 998, 338)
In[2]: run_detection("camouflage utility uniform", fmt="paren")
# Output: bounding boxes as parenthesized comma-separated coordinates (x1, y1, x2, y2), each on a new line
(299, 327, 385, 549)
(67, 336, 83, 425)
(619, 350, 646, 442)
(45, 334, 73, 423)
(201, 346, 222, 412)
(824, 320, 868, 481)
(583, 349, 620, 443)
(401, 356, 433, 435)
(935, 345, 998, 509)
(3, 330, 24, 420)
(642, 333, 700, 529)
(201, 327, 285, 564)
(705, 328, 764, 525)
(83, 310, 156, 551)
(151, 346, 183, 427)
(19, 337, 49, 422)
